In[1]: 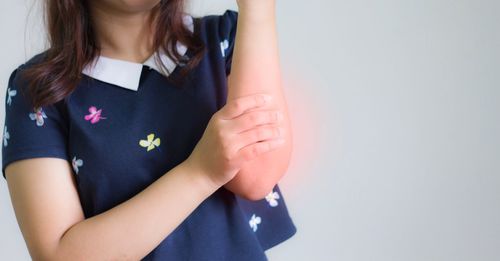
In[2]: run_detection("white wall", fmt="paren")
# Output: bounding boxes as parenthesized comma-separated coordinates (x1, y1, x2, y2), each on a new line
(1, 0, 499, 260)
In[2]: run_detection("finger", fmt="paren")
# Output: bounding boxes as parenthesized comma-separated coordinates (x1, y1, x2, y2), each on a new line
(229, 109, 282, 134)
(234, 125, 283, 150)
(235, 138, 286, 164)
(219, 93, 273, 120)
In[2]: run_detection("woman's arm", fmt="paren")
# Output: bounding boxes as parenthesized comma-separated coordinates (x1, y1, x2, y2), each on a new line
(5, 158, 219, 261)
(224, 0, 293, 200)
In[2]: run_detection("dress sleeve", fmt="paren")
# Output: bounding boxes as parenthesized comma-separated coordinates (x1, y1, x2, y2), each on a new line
(2, 65, 70, 180)
(217, 10, 239, 76)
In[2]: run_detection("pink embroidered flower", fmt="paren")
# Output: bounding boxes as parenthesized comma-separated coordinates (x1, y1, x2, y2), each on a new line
(84, 106, 107, 124)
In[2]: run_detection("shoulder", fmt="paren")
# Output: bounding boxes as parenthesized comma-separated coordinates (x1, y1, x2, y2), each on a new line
(5, 50, 66, 111)
(24, 50, 50, 68)
(8, 50, 49, 90)
(193, 10, 239, 43)
(16, 50, 49, 73)
(195, 9, 238, 26)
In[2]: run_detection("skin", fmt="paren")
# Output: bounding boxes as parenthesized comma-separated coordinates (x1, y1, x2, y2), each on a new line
(89, 0, 292, 200)
(223, 0, 293, 200)
(5, 0, 291, 260)
(88, 0, 160, 63)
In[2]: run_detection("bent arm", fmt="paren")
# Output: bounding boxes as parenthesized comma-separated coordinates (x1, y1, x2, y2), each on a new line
(6, 158, 218, 261)
(224, 1, 293, 200)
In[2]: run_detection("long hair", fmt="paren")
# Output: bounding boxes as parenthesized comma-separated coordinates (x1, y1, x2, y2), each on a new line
(19, 0, 205, 109)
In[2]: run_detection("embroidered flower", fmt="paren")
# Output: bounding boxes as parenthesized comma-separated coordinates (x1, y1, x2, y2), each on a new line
(72, 156, 83, 174)
(220, 39, 229, 57)
(29, 107, 47, 126)
(265, 190, 280, 207)
(139, 133, 161, 151)
(3, 126, 9, 147)
(249, 214, 262, 232)
(6, 87, 16, 106)
(84, 106, 107, 124)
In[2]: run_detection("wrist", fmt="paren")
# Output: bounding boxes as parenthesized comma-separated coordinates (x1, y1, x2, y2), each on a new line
(237, 0, 276, 20)
(179, 160, 221, 195)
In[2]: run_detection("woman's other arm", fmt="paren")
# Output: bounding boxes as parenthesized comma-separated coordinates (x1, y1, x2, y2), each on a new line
(5, 158, 218, 261)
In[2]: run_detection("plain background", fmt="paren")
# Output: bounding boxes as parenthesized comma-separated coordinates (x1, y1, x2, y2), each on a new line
(1, 0, 499, 260)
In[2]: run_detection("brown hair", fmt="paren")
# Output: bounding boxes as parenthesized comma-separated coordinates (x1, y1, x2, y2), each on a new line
(19, 0, 205, 109)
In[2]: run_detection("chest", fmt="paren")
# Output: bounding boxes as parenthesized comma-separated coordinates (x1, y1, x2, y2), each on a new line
(65, 72, 220, 208)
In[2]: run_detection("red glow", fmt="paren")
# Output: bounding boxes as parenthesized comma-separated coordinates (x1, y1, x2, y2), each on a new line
(279, 68, 323, 197)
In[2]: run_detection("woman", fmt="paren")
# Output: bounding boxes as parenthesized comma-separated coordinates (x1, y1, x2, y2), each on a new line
(2, 0, 297, 260)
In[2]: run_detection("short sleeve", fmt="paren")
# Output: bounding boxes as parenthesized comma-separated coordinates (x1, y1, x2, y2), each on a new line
(2, 65, 70, 180)
(217, 10, 239, 76)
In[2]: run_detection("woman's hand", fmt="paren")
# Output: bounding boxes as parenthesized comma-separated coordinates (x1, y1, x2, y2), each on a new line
(184, 93, 286, 188)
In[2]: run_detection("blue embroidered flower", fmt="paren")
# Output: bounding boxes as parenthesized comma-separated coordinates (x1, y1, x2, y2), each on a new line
(3, 126, 9, 147)
(220, 39, 229, 57)
(72, 156, 83, 174)
(6, 87, 16, 106)
(29, 107, 47, 127)
(265, 190, 280, 207)
(249, 214, 262, 232)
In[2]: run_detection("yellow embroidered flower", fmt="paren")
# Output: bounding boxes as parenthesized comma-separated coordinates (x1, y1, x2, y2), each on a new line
(139, 133, 161, 151)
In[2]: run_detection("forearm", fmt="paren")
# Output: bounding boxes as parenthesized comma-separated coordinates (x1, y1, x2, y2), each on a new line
(228, 0, 280, 101)
(225, 0, 293, 200)
(53, 161, 219, 261)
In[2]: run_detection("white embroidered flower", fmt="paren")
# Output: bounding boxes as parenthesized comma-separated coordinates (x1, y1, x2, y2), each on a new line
(72, 156, 83, 174)
(7, 87, 16, 106)
(3, 126, 9, 147)
(249, 214, 262, 232)
(29, 107, 47, 126)
(265, 190, 280, 207)
(220, 39, 229, 57)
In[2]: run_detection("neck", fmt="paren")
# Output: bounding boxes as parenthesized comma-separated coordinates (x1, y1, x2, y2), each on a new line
(89, 3, 160, 64)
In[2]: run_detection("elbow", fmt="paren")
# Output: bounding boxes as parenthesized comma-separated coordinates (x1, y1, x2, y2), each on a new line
(32, 250, 64, 261)
(49, 249, 133, 261)
(231, 140, 293, 201)
(237, 168, 288, 201)
(239, 184, 276, 201)
(39, 247, 69, 261)
(27, 242, 63, 261)
(42, 237, 89, 261)
(48, 245, 135, 261)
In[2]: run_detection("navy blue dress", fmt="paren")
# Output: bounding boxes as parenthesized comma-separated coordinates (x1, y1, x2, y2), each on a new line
(2, 10, 297, 260)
